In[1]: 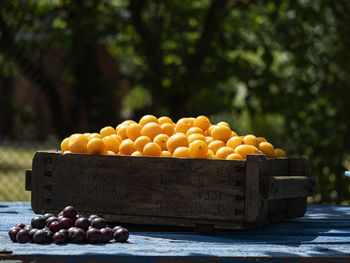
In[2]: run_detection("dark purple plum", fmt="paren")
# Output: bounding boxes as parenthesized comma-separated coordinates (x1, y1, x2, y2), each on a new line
(101, 227, 114, 243)
(59, 217, 73, 229)
(62, 206, 77, 219)
(43, 213, 55, 221)
(112, 226, 122, 233)
(69, 228, 86, 243)
(53, 231, 67, 244)
(86, 228, 103, 244)
(16, 229, 31, 243)
(29, 228, 38, 242)
(49, 221, 62, 233)
(58, 229, 68, 236)
(8, 227, 19, 242)
(31, 215, 46, 229)
(76, 214, 83, 220)
(15, 223, 26, 229)
(114, 227, 129, 243)
(33, 229, 52, 244)
(88, 215, 99, 224)
(75, 217, 89, 231)
(46, 216, 59, 227)
(58, 211, 63, 217)
(23, 225, 33, 231)
(91, 217, 106, 229)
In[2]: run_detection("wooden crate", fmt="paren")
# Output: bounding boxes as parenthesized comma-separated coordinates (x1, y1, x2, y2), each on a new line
(25, 151, 315, 230)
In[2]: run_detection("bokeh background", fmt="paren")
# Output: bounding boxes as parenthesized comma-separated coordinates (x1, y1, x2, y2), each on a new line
(0, 0, 349, 203)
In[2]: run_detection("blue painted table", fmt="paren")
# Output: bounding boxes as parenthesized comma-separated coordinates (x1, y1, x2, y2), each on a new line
(1, 202, 350, 262)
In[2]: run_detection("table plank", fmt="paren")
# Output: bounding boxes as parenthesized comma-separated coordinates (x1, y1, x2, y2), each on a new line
(1, 202, 350, 262)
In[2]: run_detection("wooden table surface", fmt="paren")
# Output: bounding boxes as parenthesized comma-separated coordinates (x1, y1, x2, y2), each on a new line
(1, 202, 350, 262)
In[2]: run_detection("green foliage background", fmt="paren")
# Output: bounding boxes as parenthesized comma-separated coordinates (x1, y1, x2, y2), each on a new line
(0, 0, 349, 203)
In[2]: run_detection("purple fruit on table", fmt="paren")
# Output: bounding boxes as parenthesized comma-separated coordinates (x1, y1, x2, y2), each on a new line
(69, 228, 86, 243)
(46, 216, 59, 227)
(114, 227, 129, 243)
(59, 217, 73, 229)
(62, 206, 77, 219)
(16, 229, 31, 243)
(43, 213, 55, 221)
(31, 215, 46, 229)
(58, 229, 68, 236)
(15, 223, 26, 229)
(86, 228, 103, 244)
(23, 225, 33, 231)
(91, 217, 106, 229)
(76, 214, 83, 220)
(8, 227, 19, 242)
(53, 231, 67, 244)
(33, 229, 52, 244)
(88, 215, 99, 224)
(112, 226, 122, 233)
(75, 217, 90, 231)
(101, 227, 114, 242)
(29, 228, 38, 242)
(49, 221, 62, 233)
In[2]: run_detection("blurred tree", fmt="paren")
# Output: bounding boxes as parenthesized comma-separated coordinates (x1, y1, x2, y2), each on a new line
(0, 0, 349, 203)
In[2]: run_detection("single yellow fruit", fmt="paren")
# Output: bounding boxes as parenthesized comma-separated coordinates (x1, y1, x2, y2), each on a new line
(189, 140, 208, 159)
(275, 148, 287, 157)
(167, 133, 189, 153)
(139, 115, 159, 126)
(211, 125, 232, 142)
(89, 133, 102, 140)
(187, 133, 206, 144)
(141, 122, 162, 140)
(134, 136, 152, 152)
(126, 123, 142, 141)
(117, 125, 128, 139)
(158, 116, 174, 125)
(68, 134, 88, 153)
(217, 121, 231, 128)
(226, 153, 243, 160)
(215, 146, 234, 159)
(194, 115, 211, 131)
(257, 137, 267, 143)
(226, 136, 244, 150)
(207, 149, 215, 159)
(131, 151, 143, 156)
(175, 118, 194, 134)
(205, 136, 214, 144)
(110, 134, 123, 143)
(186, 127, 205, 136)
(121, 120, 136, 126)
(234, 144, 260, 159)
(243, 134, 259, 147)
(230, 131, 238, 137)
(161, 150, 172, 157)
(143, 142, 162, 156)
(172, 147, 191, 158)
(106, 150, 117, 155)
(161, 123, 175, 137)
(60, 138, 70, 152)
(258, 142, 276, 158)
(100, 126, 116, 137)
(102, 135, 120, 153)
(119, 139, 135, 155)
(208, 140, 225, 154)
(153, 134, 169, 150)
(87, 138, 105, 154)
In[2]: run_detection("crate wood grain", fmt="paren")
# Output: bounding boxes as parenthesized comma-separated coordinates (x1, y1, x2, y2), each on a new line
(26, 151, 315, 230)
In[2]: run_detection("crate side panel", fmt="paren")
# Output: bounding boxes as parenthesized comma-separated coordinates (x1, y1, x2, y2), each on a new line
(37, 152, 246, 222)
